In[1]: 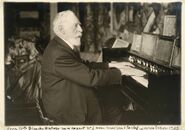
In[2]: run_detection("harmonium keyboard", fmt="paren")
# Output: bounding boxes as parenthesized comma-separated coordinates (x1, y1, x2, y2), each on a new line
(102, 33, 181, 124)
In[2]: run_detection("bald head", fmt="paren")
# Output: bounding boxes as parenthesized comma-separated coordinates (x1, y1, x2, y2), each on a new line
(53, 10, 83, 47)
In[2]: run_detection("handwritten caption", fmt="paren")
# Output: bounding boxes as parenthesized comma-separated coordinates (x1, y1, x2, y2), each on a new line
(6, 125, 181, 130)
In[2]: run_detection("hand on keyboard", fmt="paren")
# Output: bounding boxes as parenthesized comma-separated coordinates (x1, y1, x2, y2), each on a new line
(109, 61, 146, 77)
(109, 61, 135, 68)
(120, 67, 146, 77)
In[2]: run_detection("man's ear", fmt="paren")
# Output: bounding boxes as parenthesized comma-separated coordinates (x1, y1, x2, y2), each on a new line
(58, 25, 65, 35)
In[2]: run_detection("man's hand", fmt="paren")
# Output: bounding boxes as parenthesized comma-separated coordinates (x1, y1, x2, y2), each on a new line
(119, 67, 146, 77)
(109, 61, 146, 77)
(109, 61, 135, 68)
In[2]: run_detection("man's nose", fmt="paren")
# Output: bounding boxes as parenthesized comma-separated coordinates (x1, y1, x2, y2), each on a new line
(77, 25, 83, 32)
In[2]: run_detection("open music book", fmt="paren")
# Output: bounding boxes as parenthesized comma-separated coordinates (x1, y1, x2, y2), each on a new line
(112, 39, 130, 48)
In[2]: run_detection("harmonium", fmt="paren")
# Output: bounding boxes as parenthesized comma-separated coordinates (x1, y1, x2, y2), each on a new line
(102, 33, 181, 124)
(129, 33, 180, 75)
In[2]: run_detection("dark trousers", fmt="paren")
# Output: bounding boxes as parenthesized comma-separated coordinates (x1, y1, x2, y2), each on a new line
(97, 86, 130, 124)
(46, 87, 130, 125)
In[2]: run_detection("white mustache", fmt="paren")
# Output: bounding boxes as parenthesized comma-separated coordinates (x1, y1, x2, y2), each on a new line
(76, 34, 82, 38)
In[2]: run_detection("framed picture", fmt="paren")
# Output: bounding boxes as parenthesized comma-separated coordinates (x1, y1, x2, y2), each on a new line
(163, 15, 176, 36)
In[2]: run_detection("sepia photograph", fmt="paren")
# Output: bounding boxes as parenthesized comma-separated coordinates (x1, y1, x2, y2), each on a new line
(3, 1, 182, 126)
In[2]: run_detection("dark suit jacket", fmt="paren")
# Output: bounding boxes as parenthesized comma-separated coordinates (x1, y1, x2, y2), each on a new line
(41, 36, 122, 124)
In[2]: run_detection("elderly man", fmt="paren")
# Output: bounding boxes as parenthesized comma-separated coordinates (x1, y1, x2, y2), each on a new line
(41, 10, 124, 124)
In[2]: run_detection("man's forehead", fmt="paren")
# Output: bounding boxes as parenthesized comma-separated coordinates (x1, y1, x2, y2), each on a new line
(61, 12, 80, 25)
(67, 13, 80, 23)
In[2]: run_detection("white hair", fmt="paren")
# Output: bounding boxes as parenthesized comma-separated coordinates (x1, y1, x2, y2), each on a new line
(53, 10, 75, 36)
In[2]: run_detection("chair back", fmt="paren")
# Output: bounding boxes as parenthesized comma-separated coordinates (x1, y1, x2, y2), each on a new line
(35, 85, 56, 125)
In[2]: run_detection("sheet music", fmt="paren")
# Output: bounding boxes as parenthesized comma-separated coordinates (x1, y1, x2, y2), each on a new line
(131, 34, 142, 52)
(141, 33, 157, 57)
(112, 39, 130, 48)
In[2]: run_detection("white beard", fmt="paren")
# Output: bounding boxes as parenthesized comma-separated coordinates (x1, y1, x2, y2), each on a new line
(57, 32, 81, 48)
(68, 37, 81, 47)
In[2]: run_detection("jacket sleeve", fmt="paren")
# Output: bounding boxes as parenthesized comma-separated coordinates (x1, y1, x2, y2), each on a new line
(82, 60, 109, 69)
(54, 53, 122, 88)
